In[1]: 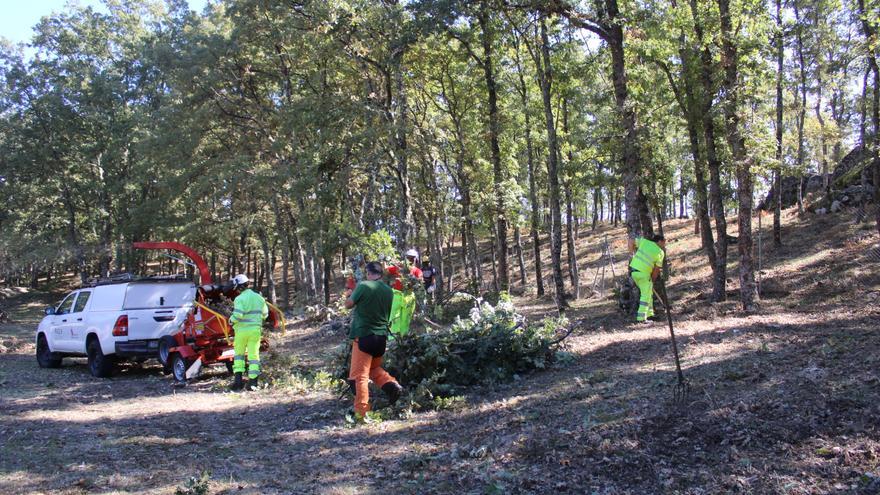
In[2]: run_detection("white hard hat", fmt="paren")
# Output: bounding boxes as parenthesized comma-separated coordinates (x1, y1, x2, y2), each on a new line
(232, 274, 249, 286)
(405, 249, 419, 259)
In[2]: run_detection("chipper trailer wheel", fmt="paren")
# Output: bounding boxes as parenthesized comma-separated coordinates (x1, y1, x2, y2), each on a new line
(171, 353, 202, 383)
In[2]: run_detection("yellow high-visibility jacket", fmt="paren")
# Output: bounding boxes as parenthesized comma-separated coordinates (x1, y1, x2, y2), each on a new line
(629, 237, 664, 274)
(229, 289, 268, 332)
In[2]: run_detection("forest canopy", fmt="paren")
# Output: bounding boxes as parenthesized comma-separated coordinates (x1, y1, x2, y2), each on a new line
(1, 0, 878, 313)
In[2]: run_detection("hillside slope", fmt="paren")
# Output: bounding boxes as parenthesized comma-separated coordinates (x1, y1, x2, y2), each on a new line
(1, 207, 879, 494)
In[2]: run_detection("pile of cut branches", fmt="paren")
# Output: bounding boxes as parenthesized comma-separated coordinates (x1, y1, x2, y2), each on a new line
(329, 294, 571, 412)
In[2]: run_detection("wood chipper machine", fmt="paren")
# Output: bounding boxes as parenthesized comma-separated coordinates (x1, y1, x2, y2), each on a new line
(132, 242, 285, 383)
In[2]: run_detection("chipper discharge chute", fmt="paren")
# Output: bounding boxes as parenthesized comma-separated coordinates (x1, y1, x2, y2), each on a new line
(133, 242, 284, 383)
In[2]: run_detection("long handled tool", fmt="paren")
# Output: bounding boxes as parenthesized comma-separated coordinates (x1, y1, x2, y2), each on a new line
(653, 281, 690, 402)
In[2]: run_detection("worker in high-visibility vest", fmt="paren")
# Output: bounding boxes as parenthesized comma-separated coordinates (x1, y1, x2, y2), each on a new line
(629, 234, 666, 324)
(228, 274, 268, 391)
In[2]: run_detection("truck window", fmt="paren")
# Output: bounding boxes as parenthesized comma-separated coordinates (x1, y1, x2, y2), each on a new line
(73, 291, 91, 313)
(56, 293, 76, 315)
(123, 283, 196, 310)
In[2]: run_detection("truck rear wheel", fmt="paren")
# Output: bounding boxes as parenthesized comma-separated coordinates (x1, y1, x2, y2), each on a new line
(87, 337, 116, 378)
(158, 335, 176, 366)
(36, 334, 62, 368)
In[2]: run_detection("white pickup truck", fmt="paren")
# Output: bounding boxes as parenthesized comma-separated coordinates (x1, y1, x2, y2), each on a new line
(35, 277, 196, 377)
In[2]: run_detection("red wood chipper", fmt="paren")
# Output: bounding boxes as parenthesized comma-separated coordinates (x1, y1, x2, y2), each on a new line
(133, 242, 285, 383)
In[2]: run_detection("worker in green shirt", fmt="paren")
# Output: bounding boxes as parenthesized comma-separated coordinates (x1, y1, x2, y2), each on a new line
(628, 234, 666, 324)
(228, 274, 268, 391)
(344, 261, 403, 418)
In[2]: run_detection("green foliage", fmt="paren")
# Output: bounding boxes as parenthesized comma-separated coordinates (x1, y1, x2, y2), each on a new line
(0, 0, 868, 315)
(356, 229, 397, 262)
(261, 354, 341, 393)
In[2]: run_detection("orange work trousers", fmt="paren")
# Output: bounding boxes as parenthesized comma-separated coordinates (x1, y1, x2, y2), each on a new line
(348, 339, 398, 415)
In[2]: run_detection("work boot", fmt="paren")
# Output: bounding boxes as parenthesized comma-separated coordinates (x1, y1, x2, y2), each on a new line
(230, 372, 244, 391)
(246, 375, 260, 391)
(381, 382, 403, 406)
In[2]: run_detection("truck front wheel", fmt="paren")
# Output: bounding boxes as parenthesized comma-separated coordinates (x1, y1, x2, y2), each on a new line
(36, 334, 62, 368)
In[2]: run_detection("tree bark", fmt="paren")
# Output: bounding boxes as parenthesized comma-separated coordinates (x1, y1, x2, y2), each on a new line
(795, 1, 808, 215)
(688, 0, 728, 302)
(394, 56, 414, 250)
(513, 36, 545, 296)
(478, 1, 509, 292)
(537, 15, 568, 311)
(259, 227, 276, 305)
(514, 226, 527, 286)
(717, 0, 758, 311)
(774, 0, 784, 247)
(562, 100, 579, 298)
(322, 254, 331, 305)
(658, 49, 718, 274)
(564, 180, 579, 298)
(273, 198, 290, 309)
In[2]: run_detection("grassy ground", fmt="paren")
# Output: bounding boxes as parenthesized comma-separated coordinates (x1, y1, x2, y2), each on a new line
(2, 207, 880, 494)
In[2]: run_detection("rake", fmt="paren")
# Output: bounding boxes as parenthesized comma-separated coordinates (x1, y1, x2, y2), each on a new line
(653, 281, 690, 402)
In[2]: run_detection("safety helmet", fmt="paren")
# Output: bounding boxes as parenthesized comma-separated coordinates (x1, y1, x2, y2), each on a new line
(232, 274, 249, 286)
(405, 249, 419, 259)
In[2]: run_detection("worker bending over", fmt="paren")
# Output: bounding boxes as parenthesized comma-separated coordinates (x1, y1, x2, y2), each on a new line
(629, 234, 666, 324)
(345, 261, 403, 418)
(229, 274, 268, 391)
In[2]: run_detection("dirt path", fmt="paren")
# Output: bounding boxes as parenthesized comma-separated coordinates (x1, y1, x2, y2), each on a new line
(2, 211, 880, 494)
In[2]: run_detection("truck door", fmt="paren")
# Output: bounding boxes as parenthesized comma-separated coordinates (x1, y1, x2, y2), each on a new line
(67, 290, 92, 352)
(50, 292, 77, 352)
(123, 282, 196, 341)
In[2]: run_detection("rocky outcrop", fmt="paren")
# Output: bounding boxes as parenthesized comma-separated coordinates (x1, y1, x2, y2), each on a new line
(759, 146, 875, 211)
(831, 146, 871, 187)
(759, 174, 824, 210)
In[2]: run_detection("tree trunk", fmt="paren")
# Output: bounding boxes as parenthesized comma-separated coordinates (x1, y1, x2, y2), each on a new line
(592, 184, 599, 230)
(429, 216, 444, 303)
(858, 0, 880, 237)
(306, 243, 318, 300)
(478, 2, 509, 292)
(390, 49, 413, 250)
(259, 228, 276, 305)
(795, 2, 808, 216)
(679, 172, 687, 218)
(490, 223, 499, 293)
(717, 0, 758, 311)
(813, 6, 830, 210)
(603, 0, 645, 237)
(774, 0, 784, 247)
(562, 100, 579, 298)
(514, 226, 527, 286)
(322, 254, 331, 305)
(273, 199, 290, 309)
(688, 0, 728, 302)
(514, 37, 545, 296)
(537, 15, 568, 311)
(564, 180, 579, 298)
